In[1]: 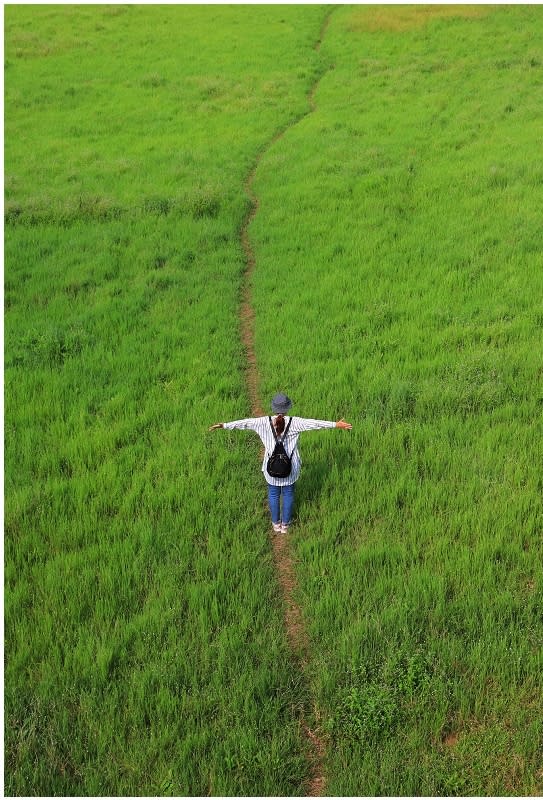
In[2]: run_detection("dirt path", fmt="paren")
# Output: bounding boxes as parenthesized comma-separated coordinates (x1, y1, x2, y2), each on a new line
(239, 9, 336, 797)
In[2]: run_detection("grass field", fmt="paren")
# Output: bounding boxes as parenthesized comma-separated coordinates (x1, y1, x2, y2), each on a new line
(4, 6, 329, 795)
(252, 5, 543, 794)
(5, 4, 543, 796)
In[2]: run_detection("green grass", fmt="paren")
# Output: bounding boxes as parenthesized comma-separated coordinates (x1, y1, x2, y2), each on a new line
(251, 5, 543, 795)
(4, 5, 331, 795)
(5, 4, 543, 797)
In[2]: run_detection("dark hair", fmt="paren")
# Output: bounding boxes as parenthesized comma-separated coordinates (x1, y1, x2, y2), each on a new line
(274, 413, 285, 435)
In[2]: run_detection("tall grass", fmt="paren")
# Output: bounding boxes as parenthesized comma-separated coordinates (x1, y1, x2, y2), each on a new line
(4, 6, 331, 795)
(6, 5, 542, 795)
(251, 5, 543, 795)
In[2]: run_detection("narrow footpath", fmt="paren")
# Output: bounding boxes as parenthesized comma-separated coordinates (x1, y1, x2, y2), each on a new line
(239, 9, 336, 797)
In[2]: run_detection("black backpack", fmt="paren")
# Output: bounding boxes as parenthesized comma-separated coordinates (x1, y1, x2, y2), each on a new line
(266, 416, 293, 478)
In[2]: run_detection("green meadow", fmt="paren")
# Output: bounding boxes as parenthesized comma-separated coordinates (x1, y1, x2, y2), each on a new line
(5, 4, 543, 797)
(253, 5, 543, 795)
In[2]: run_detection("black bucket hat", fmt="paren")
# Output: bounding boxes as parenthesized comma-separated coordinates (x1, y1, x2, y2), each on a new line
(271, 393, 292, 414)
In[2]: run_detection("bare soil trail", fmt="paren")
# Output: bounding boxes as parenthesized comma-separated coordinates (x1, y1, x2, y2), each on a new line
(239, 9, 336, 797)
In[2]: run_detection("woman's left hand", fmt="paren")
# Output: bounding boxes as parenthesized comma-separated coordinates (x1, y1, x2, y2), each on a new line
(208, 423, 224, 431)
(336, 419, 352, 430)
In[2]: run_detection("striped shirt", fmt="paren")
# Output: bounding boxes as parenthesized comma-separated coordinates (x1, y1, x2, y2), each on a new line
(223, 415, 336, 486)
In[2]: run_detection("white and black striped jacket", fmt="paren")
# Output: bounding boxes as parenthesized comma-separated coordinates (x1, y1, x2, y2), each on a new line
(223, 415, 336, 486)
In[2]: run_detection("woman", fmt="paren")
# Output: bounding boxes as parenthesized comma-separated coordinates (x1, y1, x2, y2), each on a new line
(209, 392, 352, 534)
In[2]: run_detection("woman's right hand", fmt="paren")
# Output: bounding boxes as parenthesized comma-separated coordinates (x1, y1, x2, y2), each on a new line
(208, 423, 224, 431)
(336, 419, 352, 430)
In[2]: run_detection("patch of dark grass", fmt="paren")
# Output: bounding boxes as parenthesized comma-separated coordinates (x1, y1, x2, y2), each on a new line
(5, 189, 222, 226)
(333, 683, 400, 743)
(142, 196, 172, 216)
(188, 188, 221, 219)
(140, 73, 167, 89)
(64, 280, 96, 299)
(8, 326, 91, 369)
(329, 646, 443, 744)
(4, 197, 123, 226)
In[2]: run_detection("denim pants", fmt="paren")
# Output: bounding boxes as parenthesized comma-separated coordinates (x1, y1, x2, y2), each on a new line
(267, 483, 295, 525)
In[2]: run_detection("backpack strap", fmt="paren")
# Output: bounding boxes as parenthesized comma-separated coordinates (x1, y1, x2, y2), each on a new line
(284, 416, 293, 438)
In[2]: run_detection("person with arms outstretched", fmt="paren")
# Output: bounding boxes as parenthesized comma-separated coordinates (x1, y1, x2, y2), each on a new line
(209, 392, 352, 534)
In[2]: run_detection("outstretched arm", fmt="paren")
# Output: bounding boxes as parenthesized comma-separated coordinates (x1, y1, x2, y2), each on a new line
(291, 416, 352, 433)
(208, 417, 263, 432)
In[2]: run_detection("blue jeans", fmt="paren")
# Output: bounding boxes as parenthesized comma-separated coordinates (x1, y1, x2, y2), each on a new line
(267, 483, 295, 525)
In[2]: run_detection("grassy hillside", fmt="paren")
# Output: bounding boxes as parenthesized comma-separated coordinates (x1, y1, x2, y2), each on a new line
(4, 6, 330, 795)
(250, 5, 543, 795)
(5, 4, 542, 797)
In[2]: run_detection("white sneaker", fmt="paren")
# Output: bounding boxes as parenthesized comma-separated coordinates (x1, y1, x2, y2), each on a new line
(280, 523, 289, 534)
(272, 522, 282, 533)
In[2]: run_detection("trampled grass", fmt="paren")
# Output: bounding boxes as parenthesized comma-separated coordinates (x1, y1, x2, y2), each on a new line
(5, 5, 331, 795)
(5, 4, 543, 797)
(250, 4, 543, 795)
